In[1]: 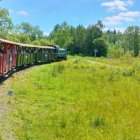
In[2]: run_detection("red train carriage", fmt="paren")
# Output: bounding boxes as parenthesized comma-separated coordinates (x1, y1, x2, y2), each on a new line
(0, 38, 66, 79)
(0, 39, 18, 77)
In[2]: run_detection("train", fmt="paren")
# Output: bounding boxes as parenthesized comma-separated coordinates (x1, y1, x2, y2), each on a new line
(0, 38, 67, 78)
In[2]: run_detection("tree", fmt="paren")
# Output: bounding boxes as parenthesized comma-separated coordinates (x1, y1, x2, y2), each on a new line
(31, 25, 43, 40)
(85, 23, 103, 55)
(73, 25, 87, 54)
(0, 8, 13, 38)
(124, 26, 140, 57)
(16, 22, 44, 40)
(92, 38, 108, 57)
(8, 33, 31, 43)
(49, 21, 73, 48)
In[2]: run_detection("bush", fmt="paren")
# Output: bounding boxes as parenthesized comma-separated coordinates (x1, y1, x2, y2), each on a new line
(51, 64, 65, 77)
(91, 117, 105, 128)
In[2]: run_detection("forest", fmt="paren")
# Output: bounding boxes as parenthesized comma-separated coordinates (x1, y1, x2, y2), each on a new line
(0, 7, 140, 58)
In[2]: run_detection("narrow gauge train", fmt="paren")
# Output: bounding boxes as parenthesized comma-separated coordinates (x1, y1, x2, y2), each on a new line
(0, 38, 67, 78)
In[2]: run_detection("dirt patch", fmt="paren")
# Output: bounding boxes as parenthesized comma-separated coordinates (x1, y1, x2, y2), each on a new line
(0, 79, 13, 139)
(84, 59, 119, 69)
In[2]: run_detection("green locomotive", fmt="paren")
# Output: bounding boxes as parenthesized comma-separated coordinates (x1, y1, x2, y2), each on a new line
(54, 45, 67, 60)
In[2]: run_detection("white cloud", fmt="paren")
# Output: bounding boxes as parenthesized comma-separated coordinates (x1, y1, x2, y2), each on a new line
(119, 11, 140, 17)
(8, 10, 28, 16)
(114, 27, 126, 32)
(127, 0, 134, 6)
(9, 10, 14, 14)
(103, 27, 126, 33)
(101, 0, 134, 12)
(17, 11, 28, 16)
(101, 0, 140, 26)
(43, 32, 50, 36)
(103, 11, 140, 26)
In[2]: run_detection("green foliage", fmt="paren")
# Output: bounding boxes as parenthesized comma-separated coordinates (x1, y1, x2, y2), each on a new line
(92, 38, 108, 57)
(8, 33, 31, 43)
(50, 21, 104, 56)
(32, 39, 54, 46)
(124, 26, 140, 57)
(69, 25, 87, 55)
(50, 21, 73, 49)
(84, 21, 103, 56)
(108, 45, 123, 58)
(91, 117, 105, 128)
(0, 8, 13, 38)
(51, 64, 65, 77)
(16, 22, 44, 40)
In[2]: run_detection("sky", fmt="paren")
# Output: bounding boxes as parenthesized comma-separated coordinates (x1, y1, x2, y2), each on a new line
(1, 0, 140, 34)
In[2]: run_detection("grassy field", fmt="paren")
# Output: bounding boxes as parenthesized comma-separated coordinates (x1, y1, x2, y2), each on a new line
(1, 57, 140, 140)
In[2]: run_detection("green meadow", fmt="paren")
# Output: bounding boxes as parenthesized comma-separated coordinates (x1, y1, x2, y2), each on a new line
(1, 57, 140, 140)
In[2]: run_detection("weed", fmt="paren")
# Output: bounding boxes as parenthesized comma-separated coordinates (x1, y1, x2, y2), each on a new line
(107, 68, 121, 81)
(91, 117, 105, 128)
(73, 58, 82, 64)
(51, 64, 65, 77)
(122, 68, 134, 76)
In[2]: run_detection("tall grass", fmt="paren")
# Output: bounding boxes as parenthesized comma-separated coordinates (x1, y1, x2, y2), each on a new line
(2, 57, 140, 140)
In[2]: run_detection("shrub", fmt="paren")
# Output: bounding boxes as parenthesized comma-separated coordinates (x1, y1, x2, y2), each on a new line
(51, 64, 65, 77)
(91, 117, 105, 128)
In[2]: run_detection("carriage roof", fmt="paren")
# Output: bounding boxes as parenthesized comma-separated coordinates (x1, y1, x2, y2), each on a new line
(0, 38, 54, 49)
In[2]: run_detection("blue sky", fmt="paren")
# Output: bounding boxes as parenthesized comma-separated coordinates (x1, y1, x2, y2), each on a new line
(1, 0, 140, 34)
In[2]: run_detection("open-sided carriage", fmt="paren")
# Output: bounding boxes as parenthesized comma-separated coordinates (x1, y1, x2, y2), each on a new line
(0, 38, 58, 78)
(0, 39, 18, 77)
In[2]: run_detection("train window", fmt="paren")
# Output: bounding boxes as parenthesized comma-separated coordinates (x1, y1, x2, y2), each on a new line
(26, 48, 31, 53)
(0, 43, 3, 53)
(34, 49, 38, 53)
(39, 49, 42, 53)
(18, 46, 23, 53)
(31, 48, 34, 53)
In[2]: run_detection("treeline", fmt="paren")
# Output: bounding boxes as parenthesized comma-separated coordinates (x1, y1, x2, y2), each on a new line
(0, 8, 54, 45)
(0, 7, 140, 57)
(49, 21, 108, 57)
(49, 21, 140, 57)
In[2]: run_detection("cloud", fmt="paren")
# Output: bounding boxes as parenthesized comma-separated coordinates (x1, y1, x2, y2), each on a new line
(43, 32, 50, 36)
(17, 11, 28, 16)
(103, 11, 140, 26)
(101, 0, 134, 12)
(103, 27, 126, 33)
(9, 10, 28, 16)
(101, 0, 140, 26)
(9, 10, 14, 14)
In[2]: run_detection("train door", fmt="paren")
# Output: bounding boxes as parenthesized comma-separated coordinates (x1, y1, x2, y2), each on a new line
(31, 48, 35, 64)
(0, 44, 11, 74)
(16, 47, 21, 67)
(21, 48, 24, 66)
(42, 49, 45, 62)
(0, 49, 3, 76)
(8, 49, 13, 71)
(5, 49, 12, 73)
(12, 46, 17, 68)
(2, 44, 9, 74)
(45, 50, 48, 62)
